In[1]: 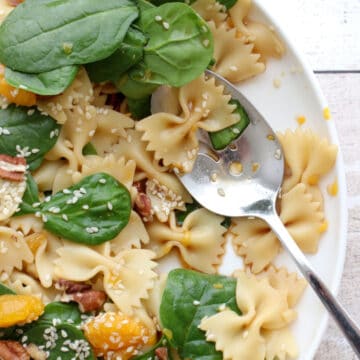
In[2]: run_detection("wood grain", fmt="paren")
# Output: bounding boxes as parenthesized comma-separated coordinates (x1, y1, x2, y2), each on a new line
(259, 0, 360, 71)
(314, 74, 360, 359)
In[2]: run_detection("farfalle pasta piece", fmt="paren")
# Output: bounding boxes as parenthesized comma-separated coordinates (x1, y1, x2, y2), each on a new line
(278, 128, 338, 194)
(191, 0, 227, 26)
(199, 271, 298, 360)
(232, 183, 324, 273)
(146, 209, 226, 274)
(0, 226, 33, 274)
(6, 214, 43, 236)
(72, 155, 136, 191)
(229, 0, 285, 61)
(55, 243, 157, 315)
(254, 266, 306, 308)
(136, 74, 239, 172)
(109, 211, 149, 254)
(208, 21, 265, 83)
(246, 21, 285, 61)
(112, 129, 192, 204)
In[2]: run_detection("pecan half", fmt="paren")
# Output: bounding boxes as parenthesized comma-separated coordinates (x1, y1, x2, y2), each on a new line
(71, 290, 107, 313)
(155, 347, 169, 360)
(135, 192, 152, 219)
(0, 340, 30, 360)
(56, 279, 92, 294)
(0, 155, 26, 182)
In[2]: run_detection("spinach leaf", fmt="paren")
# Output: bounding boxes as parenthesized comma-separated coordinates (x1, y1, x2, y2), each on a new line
(16, 174, 40, 216)
(209, 99, 250, 150)
(150, 0, 236, 9)
(5, 66, 79, 96)
(127, 96, 151, 119)
(40, 173, 131, 245)
(133, 336, 173, 359)
(160, 269, 240, 360)
(0, 283, 15, 295)
(124, 3, 214, 88)
(18, 302, 95, 360)
(137, 0, 156, 12)
(118, 73, 159, 99)
(86, 27, 146, 84)
(0, 105, 60, 170)
(82, 142, 98, 156)
(0, 0, 138, 73)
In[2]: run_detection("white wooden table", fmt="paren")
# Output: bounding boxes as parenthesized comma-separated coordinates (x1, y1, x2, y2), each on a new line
(264, 1, 360, 359)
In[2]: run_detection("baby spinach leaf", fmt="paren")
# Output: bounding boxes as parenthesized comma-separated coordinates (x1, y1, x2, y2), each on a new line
(0, 283, 15, 295)
(0, 0, 138, 73)
(129, 3, 214, 87)
(150, 0, 236, 9)
(86, 27, 146, 83)
(160, 269, 240, 360)
(137, 0, 156, 12)
(16, 174, 40, 216)
(127, 96, 151, 119)
(0, 105, 61, 170)
(40, 173, 131, 245)
(117, 72, 159, 99)
(82, 142, 98, 156)
(209, 99, 250, 150)
(18, 302, 95, 360)
(133, 336, 173, 359)
(5, 65, 79, 96)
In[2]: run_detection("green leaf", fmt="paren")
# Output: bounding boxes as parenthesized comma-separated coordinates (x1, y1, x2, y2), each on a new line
(5, 65, 79, 96)
(0, 0, 138, 73)
(0, 283, 15, 295)
(133, 336, 173, 359)
(137, 0, 156, 12)
(117, 73, 159, 99)
(133, 3, 214, 87)
(160, 269, 240, 359)
(18, 302, 95, 360)
(127, 96, 151, 119)
(40, 173, 131, 245)
(16, 174, 40, 216)
(150, 0, 236, 9)
(0, 105, 61, 170)
(82, 142, 97, 156)
(86, 27, 146, 84)
(209, 99, 250, 150)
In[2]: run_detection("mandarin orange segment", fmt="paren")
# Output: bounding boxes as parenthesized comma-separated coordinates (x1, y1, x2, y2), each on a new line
(25, 232, 47, 254)
(0, 65, 36, 106)
(83, 311, 156, 358)
(0, 294, 44, 327)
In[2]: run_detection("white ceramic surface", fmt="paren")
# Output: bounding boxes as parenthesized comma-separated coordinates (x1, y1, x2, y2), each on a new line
(159, 2, 347, 359)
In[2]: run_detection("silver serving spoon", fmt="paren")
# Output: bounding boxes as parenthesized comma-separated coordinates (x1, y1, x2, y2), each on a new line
(178, 70, 360, 356)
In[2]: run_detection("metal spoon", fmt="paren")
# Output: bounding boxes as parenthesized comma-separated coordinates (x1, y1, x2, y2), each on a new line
(178, 69, 360, 356)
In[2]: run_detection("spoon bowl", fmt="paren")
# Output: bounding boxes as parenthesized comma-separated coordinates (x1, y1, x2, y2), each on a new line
(178, 70, 360, 356)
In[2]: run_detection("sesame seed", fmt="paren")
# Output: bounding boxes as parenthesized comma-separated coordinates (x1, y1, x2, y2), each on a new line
(155, 15, 162, 21)
(217, 188, 225, 197)
(82, 204, 89, 210)
(107, 202, 113, 210)
(88, 130, 95, 137)
(193, 300, 200, 305)
(62, 214, 68, 221)
(63, 189, 71, 194)
(274, 148, 282, 160)
(230, 65, 238, 71)
(162, 21, 170, 30)
(99, 178, 106, 184)
(202, 39, 210, 47)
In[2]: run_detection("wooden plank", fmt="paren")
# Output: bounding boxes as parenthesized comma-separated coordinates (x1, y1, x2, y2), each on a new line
(314, 73, 360, 359)
(257, 0, 360, 71)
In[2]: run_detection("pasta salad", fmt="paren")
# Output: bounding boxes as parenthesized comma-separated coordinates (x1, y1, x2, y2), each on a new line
(0, 0, 337, 359)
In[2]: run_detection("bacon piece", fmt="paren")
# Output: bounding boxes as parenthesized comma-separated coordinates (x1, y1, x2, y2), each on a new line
(71, 290, 107, 313)
(56, 279, 92, 294)
(0, 341, 30, 360)
(155, 347, 169, 360)
(135, 192, 152, 219)
(0, 155, 26, 182)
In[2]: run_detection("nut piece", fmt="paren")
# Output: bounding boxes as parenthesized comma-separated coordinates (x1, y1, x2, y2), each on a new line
(56, 279, 92, 294)
(0, 154, 27, 221)
(155, 347, 169, 360)
(0, 340, 30, 360)
(71, 290, 107, 313)
(135, 192, 152, 219)
(0, 155, 26, 182)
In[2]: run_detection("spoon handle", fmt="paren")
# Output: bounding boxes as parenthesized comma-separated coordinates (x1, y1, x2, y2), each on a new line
(264, 212, 360, 356)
